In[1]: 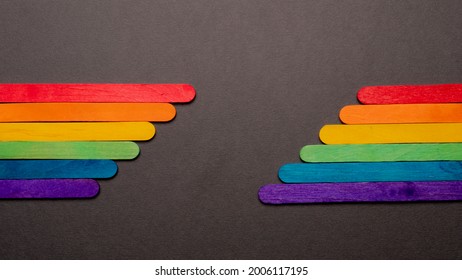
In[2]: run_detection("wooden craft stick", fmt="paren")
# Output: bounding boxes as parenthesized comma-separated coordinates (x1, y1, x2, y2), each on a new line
(0, 179, 99, 199)
(0, 103, 176, 122)
(258, 181, 462, 204)
(0, 84, 195, 103)
(319, 123, 462, 144)
(0, 142, 139, 159)
(0, 160, 117, 179)
(300, 143, 462, 162)
(340, 104, 462, 124)
(278, 162, 462, 183)
(357, 84, 462, 104)
(0, 122, 155, 141)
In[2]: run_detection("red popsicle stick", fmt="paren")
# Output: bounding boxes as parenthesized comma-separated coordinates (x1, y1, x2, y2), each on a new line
(357, 84, 462, 104)
(0, 84, 195, 103)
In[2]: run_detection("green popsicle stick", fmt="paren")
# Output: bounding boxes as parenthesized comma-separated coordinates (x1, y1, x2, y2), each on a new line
(300, 143, 462, 163)
(0, 141, 139, 160)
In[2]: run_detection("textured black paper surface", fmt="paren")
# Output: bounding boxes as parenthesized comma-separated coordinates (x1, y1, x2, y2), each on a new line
(0, 0, 461, 259)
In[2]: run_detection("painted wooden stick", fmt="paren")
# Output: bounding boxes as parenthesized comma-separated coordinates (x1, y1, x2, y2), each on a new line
(0, 179, 99, 199)
(0, 122, 155, 141)
(0, 160, 117, 179)
(300, 143, 462, 162)
(320, 123, 462, 144)
(0, 142, 139, 159)
(340, 104, 462, 124)
(357, 84, 462, 104)
(259, 181, 462, 204)
(0, 103, 176, 122)
(278, 162, 462, 183)
(0, 84, 195, 103)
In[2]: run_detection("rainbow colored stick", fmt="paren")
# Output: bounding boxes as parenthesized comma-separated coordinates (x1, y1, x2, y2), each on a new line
(0, 179, 100, 199)
(0, 84, 195, 103)
(300, 143, 462, 162)
(0, 122, 155, 141)
(357, 84, 462, 104)
(259, 181, 462, 204)
(0, 142, 139, 160)
(279, 162, 462, 183)
(0, 103, 176, 122)
(0, 160, 117, 179)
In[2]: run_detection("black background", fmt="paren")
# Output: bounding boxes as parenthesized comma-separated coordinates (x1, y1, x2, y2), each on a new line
(0, 0, 461, 259)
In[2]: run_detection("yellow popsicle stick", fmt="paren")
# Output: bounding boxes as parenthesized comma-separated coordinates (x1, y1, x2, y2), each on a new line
(320, 123, 462, 144)
(0, 122, 155, 141)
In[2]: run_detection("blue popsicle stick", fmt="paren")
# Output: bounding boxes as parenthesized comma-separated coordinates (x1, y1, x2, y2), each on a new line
(279, 161, 462, 183)
(0, 160, 117, 179)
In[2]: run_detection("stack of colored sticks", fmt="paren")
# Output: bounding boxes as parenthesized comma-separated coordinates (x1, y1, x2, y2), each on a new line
(259, 84, 462, 204)
(0, 84, 195, 199)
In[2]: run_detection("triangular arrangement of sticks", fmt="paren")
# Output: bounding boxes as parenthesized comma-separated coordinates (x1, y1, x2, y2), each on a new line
(0, 83, 195, 199)
(259, 84, 462, 204)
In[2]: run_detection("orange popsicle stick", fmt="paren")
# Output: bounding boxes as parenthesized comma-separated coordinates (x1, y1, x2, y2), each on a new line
(0, 103, 176, 122)
(340, 104, 462, 124)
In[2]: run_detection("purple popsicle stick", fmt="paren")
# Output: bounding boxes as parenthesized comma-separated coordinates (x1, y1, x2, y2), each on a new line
(258, 181, 462, 204)
(0, 179, 99, 199)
